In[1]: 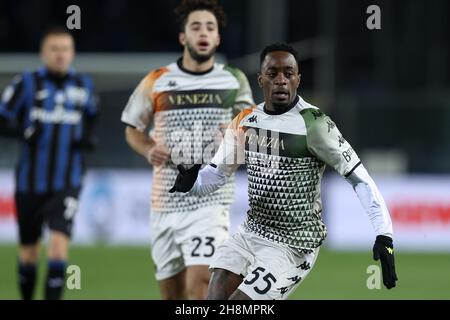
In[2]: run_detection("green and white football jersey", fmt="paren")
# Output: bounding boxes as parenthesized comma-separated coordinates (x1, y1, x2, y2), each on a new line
(121, 59, 254, 214)
(212, 95, 361, 249)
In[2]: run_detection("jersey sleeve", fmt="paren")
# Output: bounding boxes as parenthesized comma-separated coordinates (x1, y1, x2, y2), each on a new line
(225, 66, 255, 112)
(210, 106, 254, 176)
(0, 74, 28, 122)
(346, 164, 393, 237)
(301, 108, 361, 177)
(81, 74, 98, 118)
(121, 68, 167, 132)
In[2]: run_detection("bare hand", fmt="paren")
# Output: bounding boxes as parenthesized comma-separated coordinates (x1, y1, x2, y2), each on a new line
(146, 145, 171, 166)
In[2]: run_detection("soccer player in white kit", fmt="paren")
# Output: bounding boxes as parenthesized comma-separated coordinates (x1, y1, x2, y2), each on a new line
(170, 43, 398, 300)
(121, 0, 254, 299)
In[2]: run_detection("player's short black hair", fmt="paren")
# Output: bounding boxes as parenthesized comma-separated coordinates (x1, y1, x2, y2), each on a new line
(40, 26, 73, 46)
(175, 0, 227, 31)
(260, 43, 300, 70)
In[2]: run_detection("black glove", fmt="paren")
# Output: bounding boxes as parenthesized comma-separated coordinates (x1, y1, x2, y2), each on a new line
(169, 164, 202, 193)
(373, 235, 398, 289)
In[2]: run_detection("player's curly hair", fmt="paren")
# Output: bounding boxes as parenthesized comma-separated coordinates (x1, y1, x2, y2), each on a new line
(175, 0, 227, 31)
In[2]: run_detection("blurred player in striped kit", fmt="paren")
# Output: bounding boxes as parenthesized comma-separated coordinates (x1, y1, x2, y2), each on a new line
(121, 0, 254, 299)
(0, 27, 98, 300)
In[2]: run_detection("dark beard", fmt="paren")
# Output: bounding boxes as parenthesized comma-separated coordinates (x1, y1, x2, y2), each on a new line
(186, 42, 216, 63)
(272, 102, 290, 108)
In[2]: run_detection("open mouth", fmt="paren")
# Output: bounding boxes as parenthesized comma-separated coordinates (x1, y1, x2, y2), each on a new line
(273, 90, 289, 99)
(198, 41, 209, 50)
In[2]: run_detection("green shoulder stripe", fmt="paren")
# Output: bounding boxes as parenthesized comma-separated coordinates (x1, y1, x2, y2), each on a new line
(223, 65, 245, 84)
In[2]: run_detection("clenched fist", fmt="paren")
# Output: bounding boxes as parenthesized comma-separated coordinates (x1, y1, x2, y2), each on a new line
(146, 144, 171, 166)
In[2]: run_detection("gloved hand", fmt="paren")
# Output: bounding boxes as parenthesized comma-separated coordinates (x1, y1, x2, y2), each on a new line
(373, 235, 398, 289)
(169, 164, 202, 193)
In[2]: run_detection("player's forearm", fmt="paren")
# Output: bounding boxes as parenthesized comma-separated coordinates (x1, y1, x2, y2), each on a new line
(124, 126, 155, 158)
(189, 164, 228, 196)
(345, 164, 393, 237)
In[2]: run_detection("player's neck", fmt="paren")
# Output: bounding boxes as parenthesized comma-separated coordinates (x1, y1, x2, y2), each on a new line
(181, 54, 215, 74)
(264, 96, 300, 115)
(46, 66, 69, 78)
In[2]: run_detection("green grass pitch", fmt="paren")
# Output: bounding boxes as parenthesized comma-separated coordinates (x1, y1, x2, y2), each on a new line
(0, 244, 448, 300)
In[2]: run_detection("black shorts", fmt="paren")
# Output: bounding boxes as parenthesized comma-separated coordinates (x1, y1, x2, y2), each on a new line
(15, 188, 81, 245)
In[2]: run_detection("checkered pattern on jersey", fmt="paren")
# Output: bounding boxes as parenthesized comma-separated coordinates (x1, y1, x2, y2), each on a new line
(244, 150, 327, 249)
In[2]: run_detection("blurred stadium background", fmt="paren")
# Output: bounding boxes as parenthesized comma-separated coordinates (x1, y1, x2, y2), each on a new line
(0, 0, 449, 299)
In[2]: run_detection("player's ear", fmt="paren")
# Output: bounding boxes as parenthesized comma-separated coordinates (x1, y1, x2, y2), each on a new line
(257, 72, 263, 88)
(179, 32, 186, 46)
(216, 33, 221, 47)
(297, 73, 301, 88)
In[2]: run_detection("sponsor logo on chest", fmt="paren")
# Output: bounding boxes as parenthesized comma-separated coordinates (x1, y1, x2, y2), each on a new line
(168, 92, 223, 106)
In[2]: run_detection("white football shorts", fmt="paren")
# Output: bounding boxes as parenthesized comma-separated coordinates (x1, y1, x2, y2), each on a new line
(150, 205, 230, 281)
(210, 225, 320, 300)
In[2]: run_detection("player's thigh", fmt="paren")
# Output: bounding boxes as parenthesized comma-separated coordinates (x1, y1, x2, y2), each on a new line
(44, 188, 80, 239)
(185, 265, 210, 299)
(15, 192, 45, 247)
(208, 268, 244, 300)
(185, 264, 210, 286)
(158, 269, 187, 300)
(178, 205, 230, 267)
(238, 234, 320, 300)
(150, 212, 185, 282)
(207, 230, 254, 299)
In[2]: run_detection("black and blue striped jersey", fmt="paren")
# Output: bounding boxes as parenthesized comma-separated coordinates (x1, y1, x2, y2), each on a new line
(0, 67, 97, 193)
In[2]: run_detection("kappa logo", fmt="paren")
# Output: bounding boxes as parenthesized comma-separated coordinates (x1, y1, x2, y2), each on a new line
(311, 109, 324, 120)
(287, 275, 302, 284)
(386, 247, 394, 255)
(168, 80, 177, 87)
(247, 115, 258, 123)
(277, 286, 289, 295)
(338, 134, 346, 147)
(326, 119, 336, 133)
(296, 261, 311, 271)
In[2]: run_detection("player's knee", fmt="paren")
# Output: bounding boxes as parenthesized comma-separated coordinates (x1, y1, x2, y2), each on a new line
(160, 284, 187, 300)
(186, 272, 209, 299)
(20, 244, 40, 263)
(47, 232, 69, 260)
(186, 284, 208, 299)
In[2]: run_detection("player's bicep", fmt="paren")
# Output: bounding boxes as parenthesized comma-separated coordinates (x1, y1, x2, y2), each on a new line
(304, 110, 361, 176)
